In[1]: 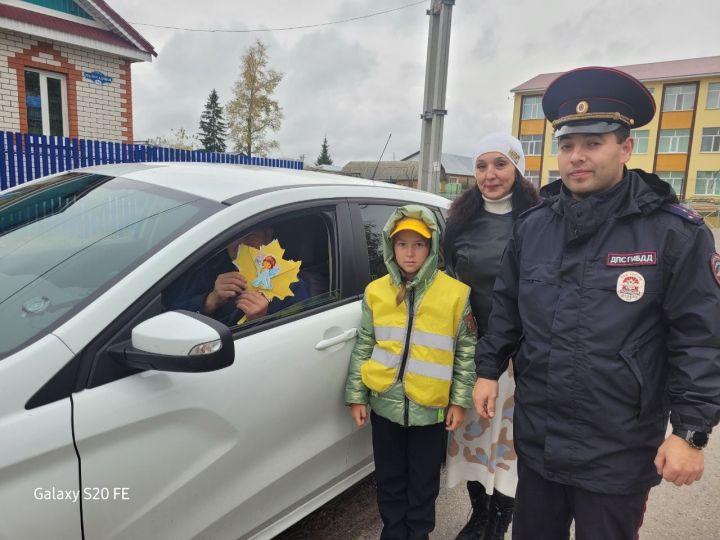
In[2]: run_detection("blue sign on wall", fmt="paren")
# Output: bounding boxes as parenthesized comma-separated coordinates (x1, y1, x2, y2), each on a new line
(83, 71, 113, 85)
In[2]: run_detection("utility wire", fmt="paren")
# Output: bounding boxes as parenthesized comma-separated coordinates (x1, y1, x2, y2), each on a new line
(371, 133, 392, 180)
(130, 1, 426, 33)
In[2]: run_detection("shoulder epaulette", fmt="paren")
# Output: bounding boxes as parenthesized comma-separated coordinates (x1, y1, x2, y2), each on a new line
(518, 198, 550, 219)
(660, 203, 704, 225)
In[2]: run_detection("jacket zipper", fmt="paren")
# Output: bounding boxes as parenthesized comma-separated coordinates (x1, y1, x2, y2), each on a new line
(398, 287, 415, 426)
(404, 396, 409, 427)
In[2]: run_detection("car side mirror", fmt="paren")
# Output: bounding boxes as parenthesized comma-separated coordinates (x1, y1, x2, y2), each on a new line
(108, 311, 234, 373)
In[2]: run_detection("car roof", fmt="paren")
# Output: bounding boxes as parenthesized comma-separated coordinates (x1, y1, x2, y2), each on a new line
(80, 162, 433, 203)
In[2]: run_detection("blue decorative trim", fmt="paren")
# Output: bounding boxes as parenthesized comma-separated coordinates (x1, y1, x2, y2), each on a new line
(23, 0, 92, 19)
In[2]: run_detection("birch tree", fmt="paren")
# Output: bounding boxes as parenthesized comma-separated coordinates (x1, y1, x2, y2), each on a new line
(226, 40, 283, 157)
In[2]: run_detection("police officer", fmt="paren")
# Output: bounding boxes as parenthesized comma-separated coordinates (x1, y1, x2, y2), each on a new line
(472, 66, 720, 540)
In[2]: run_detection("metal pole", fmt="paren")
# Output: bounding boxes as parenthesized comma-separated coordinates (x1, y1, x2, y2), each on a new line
(418, 0, 454, 193)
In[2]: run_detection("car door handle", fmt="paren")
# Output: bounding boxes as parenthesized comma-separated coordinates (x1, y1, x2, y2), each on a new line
(315, 328, 357, 350)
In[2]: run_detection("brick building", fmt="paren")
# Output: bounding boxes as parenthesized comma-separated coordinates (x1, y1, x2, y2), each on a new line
(0, 0, 155, 143)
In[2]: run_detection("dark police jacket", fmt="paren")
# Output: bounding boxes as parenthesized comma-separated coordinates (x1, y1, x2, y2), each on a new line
(475, 169, 720, 494)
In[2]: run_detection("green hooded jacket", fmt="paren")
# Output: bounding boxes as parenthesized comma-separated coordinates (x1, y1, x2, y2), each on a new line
(344, 204, 477, 426)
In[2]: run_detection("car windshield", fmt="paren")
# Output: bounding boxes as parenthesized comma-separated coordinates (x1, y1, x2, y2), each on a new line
(0, 172, 220, 358)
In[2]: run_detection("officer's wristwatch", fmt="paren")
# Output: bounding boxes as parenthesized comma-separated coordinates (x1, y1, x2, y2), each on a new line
(672, 429, 709, 450)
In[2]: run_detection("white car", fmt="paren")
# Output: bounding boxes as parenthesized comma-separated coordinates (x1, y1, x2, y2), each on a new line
(0, 162, 451, 540)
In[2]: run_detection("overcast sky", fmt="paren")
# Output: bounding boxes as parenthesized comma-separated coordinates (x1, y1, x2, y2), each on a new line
(112, 0, 720, 165)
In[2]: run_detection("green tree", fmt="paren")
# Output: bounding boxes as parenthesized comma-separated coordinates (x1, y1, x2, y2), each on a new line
(315, 136, 333, 166)
(226, 39, 283, 157)
(198, 89, 227, 152)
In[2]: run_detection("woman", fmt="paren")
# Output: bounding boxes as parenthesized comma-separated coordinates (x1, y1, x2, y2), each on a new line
(444, 133, 539, 540)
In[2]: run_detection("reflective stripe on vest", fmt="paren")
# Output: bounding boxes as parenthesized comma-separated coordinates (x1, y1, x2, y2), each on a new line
(360, 272, 470, 407)
(375, 326, 454, 352)
(406, 358, 453, 380)
(370, 346, 401, 369)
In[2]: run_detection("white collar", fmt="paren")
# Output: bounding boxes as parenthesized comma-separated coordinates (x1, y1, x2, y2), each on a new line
(482, 192, 512, 215)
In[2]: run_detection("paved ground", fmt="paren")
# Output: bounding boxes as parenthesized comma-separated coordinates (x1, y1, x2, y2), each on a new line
(278, 433, 719, 540)
(278, 228, 720, 540)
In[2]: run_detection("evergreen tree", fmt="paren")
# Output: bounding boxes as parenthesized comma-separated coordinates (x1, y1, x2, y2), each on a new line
(315, 136, 333, 166)
(198, 89, 227, 153)
(226, 40, 284, 157)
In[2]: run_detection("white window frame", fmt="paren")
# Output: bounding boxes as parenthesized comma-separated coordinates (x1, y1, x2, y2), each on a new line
(700, 127, 720, 153)
(695, 171, 720, 196)
(657, 171, 684, 195)
(706, 83, 720, 110)
(520, 134, 543, 156)
(524, 170, 540, 187)
(630, 129, 649, 154)
(521, 96, 543, 120)
(662, 84, 696, 112)
(548, 170, 561, 183)
(550, 137, 558, 155)
(657, 129, 690, 154)
(25, 68, 69, 137)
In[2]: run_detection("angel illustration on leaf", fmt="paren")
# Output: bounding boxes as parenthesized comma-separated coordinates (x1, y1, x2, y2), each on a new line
(233, 239, 301, 307)
(252, 254, 280, 290)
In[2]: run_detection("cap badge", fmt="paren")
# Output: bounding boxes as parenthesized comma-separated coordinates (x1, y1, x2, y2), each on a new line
(616, 271, 645, 302)
(576, 100, 589, 114)
(508, 149, 520, 164)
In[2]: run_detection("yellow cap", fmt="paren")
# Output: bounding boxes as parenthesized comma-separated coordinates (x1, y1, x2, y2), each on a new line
(390, 218, 431, 239)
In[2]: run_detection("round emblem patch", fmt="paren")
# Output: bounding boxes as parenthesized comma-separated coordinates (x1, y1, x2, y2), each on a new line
(576, 100, 589, 114)
(711, 253, 720, 287)
(616, 271, 645, 302)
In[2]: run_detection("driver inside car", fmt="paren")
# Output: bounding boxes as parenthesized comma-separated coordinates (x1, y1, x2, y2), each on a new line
(162, 226, 310, 325)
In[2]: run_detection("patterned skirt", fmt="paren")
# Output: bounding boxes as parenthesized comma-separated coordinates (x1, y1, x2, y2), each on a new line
(446, 368, 517, 497)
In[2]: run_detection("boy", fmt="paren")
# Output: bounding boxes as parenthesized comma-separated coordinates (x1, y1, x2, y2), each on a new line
(345, 205, 476, 539)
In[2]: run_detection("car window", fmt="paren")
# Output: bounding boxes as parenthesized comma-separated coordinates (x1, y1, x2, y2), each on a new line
(357, 204, 398, 283)
(0, 173, 219, 358)
(161, 207, 340, 331)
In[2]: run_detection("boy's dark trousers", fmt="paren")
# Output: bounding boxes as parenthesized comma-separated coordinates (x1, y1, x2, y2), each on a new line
(370, 411, 446, 540)
(512, 459, 650, 540)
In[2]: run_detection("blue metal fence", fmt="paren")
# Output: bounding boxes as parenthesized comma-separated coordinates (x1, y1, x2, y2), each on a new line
(0, 131, 304, 191)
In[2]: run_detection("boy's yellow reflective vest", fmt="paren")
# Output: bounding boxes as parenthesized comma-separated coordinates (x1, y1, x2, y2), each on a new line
(360, 272, 470, 408)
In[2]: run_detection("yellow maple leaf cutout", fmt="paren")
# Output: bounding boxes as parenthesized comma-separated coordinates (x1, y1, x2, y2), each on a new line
(232, 239, 302, 323)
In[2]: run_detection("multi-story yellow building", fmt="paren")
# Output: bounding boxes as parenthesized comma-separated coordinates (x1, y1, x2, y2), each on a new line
(511, 56, 720, 201)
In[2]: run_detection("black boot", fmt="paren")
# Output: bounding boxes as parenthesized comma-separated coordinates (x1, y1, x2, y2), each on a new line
(454, 481, 490, 540)
(484, 490, 514, 540)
